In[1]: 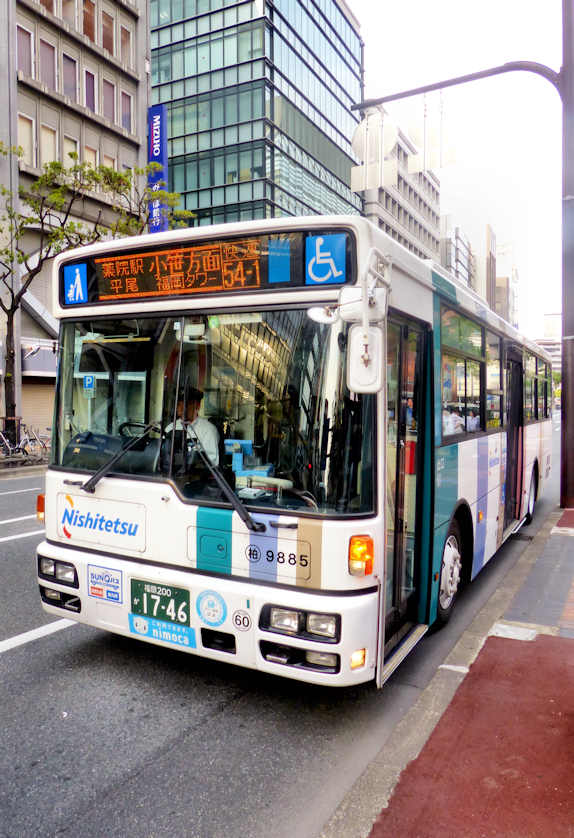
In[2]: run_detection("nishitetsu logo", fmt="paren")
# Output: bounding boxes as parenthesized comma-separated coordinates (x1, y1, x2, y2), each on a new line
(61, 495, 139, 540)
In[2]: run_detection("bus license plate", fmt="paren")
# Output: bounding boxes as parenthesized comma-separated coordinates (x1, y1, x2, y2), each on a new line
(130, 579, 190, 626)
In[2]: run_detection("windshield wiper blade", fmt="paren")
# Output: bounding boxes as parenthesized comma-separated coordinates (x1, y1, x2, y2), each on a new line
(187, 429, 265, 533)
(80, 423, 159, 494)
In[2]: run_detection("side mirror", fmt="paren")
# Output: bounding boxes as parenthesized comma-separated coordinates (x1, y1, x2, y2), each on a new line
(347, 324, 384, 393)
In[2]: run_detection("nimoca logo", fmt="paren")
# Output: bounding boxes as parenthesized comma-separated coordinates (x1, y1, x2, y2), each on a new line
(61, 495, 139, 539)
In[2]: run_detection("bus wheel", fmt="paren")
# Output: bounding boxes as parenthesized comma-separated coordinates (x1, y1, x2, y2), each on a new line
(437, 520, 462, 624)
(525, 471, 537, 525)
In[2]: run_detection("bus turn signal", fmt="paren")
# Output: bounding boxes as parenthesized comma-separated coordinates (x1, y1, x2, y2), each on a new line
(348, 535, 374, 576)
(36, 494, 45, 522)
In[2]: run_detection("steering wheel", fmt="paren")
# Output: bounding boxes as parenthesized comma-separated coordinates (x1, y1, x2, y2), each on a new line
(118, 421, 154, 437)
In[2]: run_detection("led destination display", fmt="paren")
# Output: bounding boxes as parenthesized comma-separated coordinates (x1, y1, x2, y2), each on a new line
(96, 238, 263, 301)
(59, 230, 352, 306)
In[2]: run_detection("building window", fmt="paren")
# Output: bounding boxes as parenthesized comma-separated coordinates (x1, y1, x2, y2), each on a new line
(120, 26, 132, 66)
(63, 54, 77, 101)
(63, 135, 78, 165)
(103, 154, 115, 169)
(17, 26, 33, 76)
(18, 115, 35, 166)
(103, 80, 115, 122)
(62, 0, 76, 26)
(40, 125, 57, 166)
(102, 11, 114, 54)
(84, 145, 97, 167)
(83, 0, 95, 42)
(121, 92, 132, 132)
(39, 0, 54, 12)
(39, 40, 56, 89)
(84, 70, 96, 112)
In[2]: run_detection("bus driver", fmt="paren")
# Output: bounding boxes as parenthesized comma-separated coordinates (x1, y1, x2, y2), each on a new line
(169, 387, 219, 465)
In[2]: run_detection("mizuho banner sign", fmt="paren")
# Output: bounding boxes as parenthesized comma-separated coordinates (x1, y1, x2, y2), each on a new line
(147, 104, 169, 234)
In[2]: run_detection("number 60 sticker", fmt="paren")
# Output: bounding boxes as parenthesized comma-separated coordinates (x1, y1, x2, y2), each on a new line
(232, 610, 252, 631)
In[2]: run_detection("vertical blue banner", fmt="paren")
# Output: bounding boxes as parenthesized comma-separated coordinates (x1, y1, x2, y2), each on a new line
(147, 104, 169, 233)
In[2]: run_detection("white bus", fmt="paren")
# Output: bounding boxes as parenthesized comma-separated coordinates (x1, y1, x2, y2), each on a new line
(36, 216, 552, 687)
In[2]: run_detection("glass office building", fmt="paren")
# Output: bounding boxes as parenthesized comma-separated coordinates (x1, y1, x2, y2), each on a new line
(150, 0, 363, 224)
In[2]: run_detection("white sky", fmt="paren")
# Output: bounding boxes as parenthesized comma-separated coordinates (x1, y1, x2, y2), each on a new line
(348, 0, 563, 338)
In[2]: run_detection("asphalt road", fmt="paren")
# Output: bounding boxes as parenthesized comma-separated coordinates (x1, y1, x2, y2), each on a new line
(0, 420, 561, 838)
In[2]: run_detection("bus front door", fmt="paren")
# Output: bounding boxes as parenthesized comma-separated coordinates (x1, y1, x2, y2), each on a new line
(504, 353, 524, 528)
(384, 320, 424, 652)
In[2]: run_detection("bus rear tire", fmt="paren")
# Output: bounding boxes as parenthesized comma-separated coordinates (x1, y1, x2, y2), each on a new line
(437, 519, 463, 625)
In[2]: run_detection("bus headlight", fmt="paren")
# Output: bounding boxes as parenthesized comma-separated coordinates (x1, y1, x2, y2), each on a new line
(39, 557, 56, 577)
(55, 563, 77, 585)
(38, 557, 78, 588)
(270, 607, 300, 634)
(306, 612, 337, 639)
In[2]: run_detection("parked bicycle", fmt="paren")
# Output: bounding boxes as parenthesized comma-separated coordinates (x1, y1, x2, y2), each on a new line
(0, 424, 48, 458)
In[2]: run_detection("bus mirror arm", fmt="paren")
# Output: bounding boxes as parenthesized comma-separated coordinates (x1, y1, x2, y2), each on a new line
(345, 248, 390, 394)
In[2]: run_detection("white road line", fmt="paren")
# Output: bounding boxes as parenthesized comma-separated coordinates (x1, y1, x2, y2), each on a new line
(0, 515, 37, 526)
(0, 529, 45, 543)
(0, 619, 75, 654)
(0, 488, 41, 496)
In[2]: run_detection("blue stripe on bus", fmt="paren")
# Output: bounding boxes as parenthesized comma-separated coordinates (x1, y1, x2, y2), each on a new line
(196, 507, 233, 575)
(248, 514, 278, 582)
(473, 436, 489, 575)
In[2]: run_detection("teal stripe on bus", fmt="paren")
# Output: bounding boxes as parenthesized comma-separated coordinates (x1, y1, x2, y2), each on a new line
(431, 269, 458, 303)
(431, 443, 459, 621)
(196, 507, 233, 575)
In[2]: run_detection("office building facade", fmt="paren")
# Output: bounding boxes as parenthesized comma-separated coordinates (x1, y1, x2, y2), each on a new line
(362, 128, 441, 261)
(2, 0, 149, 429)
(150, 0, 363, 225)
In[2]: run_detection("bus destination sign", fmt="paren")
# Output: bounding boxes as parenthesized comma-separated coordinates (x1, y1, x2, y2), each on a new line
(96, 238, 262, 301)
(59, 230, 352, 306)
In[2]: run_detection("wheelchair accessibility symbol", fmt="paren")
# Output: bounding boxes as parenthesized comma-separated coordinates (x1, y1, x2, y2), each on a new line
(305, 234, 346, 285)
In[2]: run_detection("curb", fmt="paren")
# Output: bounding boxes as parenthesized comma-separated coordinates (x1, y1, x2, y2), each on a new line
(319, 506, 561, 838)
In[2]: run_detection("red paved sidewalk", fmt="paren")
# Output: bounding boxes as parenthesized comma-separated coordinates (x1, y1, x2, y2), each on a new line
(369, 634, 574, 838)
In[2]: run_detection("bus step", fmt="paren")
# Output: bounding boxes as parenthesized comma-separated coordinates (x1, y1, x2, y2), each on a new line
(381, 624, 428, 686)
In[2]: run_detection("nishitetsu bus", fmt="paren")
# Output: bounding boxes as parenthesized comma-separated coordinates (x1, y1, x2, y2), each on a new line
(36, 216, 552, 687)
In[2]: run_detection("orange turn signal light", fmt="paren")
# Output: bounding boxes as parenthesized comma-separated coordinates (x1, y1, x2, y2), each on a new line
(36, 493, 45, 522)
(348, 535, 374, 576)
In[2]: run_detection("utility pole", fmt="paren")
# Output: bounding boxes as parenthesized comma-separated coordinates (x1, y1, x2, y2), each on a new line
(352, 2, 573, 507)
(561, 0, 574, 507)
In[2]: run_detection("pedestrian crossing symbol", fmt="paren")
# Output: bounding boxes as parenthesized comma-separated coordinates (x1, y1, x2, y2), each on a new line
(63, 263, 88, 304)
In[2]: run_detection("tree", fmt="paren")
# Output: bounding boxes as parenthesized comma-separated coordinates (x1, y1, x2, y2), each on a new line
(0, 144, 192, 441)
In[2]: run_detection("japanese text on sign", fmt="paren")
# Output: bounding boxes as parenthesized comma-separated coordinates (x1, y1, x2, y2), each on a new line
(95, 239, 262, 301)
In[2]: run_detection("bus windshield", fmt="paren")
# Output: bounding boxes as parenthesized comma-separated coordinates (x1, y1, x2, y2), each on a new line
(54, 310, 375, 516)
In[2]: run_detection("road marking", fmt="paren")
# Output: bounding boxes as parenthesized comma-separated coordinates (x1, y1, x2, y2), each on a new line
(0, 529, 45, 543)
(0, 619, 74, 655)
(0, 514, 37, 526)
(0, 487, 41, 496)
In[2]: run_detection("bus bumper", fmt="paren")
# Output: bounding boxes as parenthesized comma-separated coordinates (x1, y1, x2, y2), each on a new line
(36, 540, 379, 688)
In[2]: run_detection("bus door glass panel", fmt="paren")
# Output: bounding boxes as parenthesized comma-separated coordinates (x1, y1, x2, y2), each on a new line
(505, 356, 523, 526)
(385, 321, 423, 632)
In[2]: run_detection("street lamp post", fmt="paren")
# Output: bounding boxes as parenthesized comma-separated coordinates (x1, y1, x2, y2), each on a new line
(352, 2, 573, 507)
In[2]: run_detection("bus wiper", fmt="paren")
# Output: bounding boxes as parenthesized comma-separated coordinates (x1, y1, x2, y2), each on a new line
(80, 423, 159, 494)
(187, 427, 265, 533)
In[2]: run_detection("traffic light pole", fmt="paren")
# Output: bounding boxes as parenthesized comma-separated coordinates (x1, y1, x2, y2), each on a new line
(352, 2, 574, 507)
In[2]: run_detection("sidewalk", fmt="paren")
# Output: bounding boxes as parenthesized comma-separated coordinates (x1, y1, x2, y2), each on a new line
(368, 506, 574, 838)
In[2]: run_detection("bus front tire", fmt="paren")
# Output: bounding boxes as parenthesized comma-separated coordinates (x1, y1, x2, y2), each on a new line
(525, 471, 537, 525)
(437, 519, 462, 625)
